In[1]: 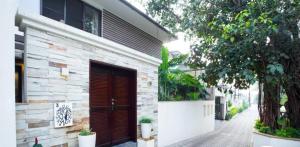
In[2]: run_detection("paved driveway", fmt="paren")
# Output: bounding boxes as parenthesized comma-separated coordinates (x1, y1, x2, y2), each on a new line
(169, 105, 259, 147)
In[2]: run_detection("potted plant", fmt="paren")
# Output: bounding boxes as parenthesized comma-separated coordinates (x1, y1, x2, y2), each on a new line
(140, 117, 152, 139)
(78, 128, 96, 147)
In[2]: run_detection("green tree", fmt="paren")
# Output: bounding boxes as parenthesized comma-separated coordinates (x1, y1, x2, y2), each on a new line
(147, 0, 300, 129)
(158, 47, 207, 101)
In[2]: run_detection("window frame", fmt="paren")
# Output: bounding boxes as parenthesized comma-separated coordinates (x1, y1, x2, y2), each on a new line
(82, 3, 102, 37)
(41, 0, 66, 23)
(41, 0, 102, 37)
(15, 59, 24, 103)
(66, 0, 84, 29)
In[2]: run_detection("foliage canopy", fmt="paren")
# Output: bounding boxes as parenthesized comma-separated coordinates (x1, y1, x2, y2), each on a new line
(148, 0, 300, 129)
(148, 0, 299, 88)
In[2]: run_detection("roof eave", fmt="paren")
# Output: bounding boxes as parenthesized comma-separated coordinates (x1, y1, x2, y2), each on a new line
(119, 0, 177, 42)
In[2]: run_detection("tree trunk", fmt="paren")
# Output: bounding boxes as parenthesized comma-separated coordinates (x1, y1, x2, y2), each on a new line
(261, 82, 280, 130)
(258, 80, 263, 119)
(285, 87, 300, 128)
(284, 48, 300, 128)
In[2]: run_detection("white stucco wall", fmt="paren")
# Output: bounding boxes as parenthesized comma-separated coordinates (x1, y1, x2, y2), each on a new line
(0, 0, 17, 146)
(158, 100, 215, 147)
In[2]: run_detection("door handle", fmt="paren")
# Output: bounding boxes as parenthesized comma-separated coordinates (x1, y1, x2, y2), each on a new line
(112, 98, 116, 111)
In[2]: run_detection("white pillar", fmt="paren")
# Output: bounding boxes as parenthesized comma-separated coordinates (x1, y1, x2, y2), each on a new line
(0, 0, 17, 146)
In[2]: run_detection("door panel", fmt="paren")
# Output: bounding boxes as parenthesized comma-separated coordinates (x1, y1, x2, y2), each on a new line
(112, 72, 131, 143)
(90, 66, 112, 146)
(90, 111, 111, 146)
(90, 68, 111, 107)
(90, 62, 137, 147)
(113, 75, 130, 106)
(112, 110, 130, 144)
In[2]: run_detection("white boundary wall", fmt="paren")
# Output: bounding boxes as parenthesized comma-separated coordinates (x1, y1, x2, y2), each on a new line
(158, 100, 215, 147)
(0, 0, 17, 146)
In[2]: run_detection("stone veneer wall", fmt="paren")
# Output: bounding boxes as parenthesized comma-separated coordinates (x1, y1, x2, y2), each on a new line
(16, 27, 159, 147)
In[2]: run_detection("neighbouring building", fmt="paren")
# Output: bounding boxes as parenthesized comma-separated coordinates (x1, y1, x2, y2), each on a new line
(14, 0, 175, 146)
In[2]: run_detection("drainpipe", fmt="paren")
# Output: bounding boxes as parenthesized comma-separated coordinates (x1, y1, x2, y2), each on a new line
(0, 0, 17, 146)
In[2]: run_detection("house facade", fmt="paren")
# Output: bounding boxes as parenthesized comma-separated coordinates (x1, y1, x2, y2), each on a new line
(14, 0, 175, 146)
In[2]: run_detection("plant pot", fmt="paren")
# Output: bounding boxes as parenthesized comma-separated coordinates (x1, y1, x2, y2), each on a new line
(141, 123, 152, 139)
(138, 138, 155, 147)
(78, 132, 96, 147)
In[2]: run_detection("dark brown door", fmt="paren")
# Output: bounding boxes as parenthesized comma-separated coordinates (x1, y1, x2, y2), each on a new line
(90, 62, 137, 147)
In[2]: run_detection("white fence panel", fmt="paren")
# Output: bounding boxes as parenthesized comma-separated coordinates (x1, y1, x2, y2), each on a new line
(158, 100, 215, 147)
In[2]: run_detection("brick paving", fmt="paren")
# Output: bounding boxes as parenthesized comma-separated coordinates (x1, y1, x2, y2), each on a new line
(169, 105, 259, 147)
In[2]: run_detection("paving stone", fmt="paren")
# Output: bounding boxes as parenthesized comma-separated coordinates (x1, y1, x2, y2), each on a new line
(169, 105, 259, 147)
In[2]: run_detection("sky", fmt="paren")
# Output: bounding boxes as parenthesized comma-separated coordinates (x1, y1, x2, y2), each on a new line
(126, 0, 191, 54)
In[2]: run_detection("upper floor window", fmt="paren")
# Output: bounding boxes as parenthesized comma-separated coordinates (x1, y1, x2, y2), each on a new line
(83, 5, 101, 36)
(42, 0, 65, 22)
(42, 0, 102, 36)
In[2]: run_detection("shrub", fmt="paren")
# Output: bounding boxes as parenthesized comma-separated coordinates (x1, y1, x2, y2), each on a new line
(227, 101, 232, 107)
(187, 92, 200, 100)
(33, 144, 42, 147)
(277, 116, 289, 129)
(255, 119, 263, 130)
(242, 101, 249, 109)
(140, 117, 152, 124)
(79, 128, 93, 136)
(238, 107, 244, 113)
(174, 95, 183, 101)
(255, 119, 300, 138)
(158, 47, 208, 101)
(229, 107, 238, 116)
(259, 125, 272, 134)
(255, 119, 272, 134)
(275, 128, 300, 138)
(225, 107, 239, 120)
(237, 101, 249, 113)
(225, 113, 230, 120)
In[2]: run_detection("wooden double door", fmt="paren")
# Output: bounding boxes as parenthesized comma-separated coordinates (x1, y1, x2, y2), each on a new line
(90, 61, 137, 147)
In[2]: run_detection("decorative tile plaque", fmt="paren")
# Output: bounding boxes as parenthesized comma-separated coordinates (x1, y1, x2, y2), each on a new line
(54, 103, 73, 128)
